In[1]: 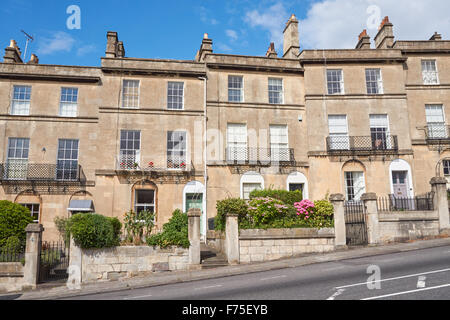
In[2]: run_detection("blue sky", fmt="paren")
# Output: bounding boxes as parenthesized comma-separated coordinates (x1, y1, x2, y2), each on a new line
(0, 0, 448, 66)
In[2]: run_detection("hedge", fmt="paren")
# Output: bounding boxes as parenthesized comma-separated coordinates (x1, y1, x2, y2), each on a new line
(249, 189, 303, 205)
(0, 201, 34, 247)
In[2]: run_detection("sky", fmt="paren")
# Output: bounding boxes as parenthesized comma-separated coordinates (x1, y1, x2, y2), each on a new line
(0, 0, 449, 66)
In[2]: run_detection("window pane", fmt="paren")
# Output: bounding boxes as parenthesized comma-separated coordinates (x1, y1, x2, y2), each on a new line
(122, 80, 140, 108)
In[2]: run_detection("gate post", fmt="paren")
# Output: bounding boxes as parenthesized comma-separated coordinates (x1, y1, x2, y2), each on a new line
(225, 214, 240, 265)
(23, 223, 44, 290)
(68, 236, 82, 287)
(362, 193, 380, 245)
(188, 208, 201, 267)
(430, 177, 450, 234)
(330, 194, 347, 249)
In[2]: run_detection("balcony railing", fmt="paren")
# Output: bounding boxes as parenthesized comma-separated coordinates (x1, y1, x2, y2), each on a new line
(0, 163, 83, 182)
(326, 135, 398, 154)
(226, 147, 295, 165)
(116, 152, 193, 172)
(425, 124, 450, 142)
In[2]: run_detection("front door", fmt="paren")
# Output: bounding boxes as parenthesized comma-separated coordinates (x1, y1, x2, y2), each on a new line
(186, 193, 204, 236)
(392, 171, 408, 197)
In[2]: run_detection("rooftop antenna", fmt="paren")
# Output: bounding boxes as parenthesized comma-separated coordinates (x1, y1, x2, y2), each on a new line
(21, 30, 34, 62)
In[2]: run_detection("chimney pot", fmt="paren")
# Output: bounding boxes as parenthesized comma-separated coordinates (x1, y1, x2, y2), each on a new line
(204, 33, 209, 39)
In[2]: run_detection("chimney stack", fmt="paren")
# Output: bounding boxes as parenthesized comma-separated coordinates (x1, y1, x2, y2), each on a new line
(27, 54, 39, 64)
(266, 42, 278, 58)
(355, 29, 371, 49)
(374, 16, 395, 49)
(196, 33, 213, 62)
(3, 39, 23, 63)
(283, 14, 300, 58)
(429, 32, 442, 41)
(105, 32, 125, 58)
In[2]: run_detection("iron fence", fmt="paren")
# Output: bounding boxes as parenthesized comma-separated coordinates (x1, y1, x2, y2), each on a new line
(377, 195, 434, 212)
(326, 135, 398, 153)
(226, 147, 295, 164)
(344, 201, 368, 246)
(39, 241, 70, 283)
(0, 163, 82, 182)
(0, 244, 25, 263)
(425, 124, 450, 141)
(117, 151, 194, 172)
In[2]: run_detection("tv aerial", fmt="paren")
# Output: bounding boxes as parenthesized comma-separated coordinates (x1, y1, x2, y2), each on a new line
(21, 30, 34, 61)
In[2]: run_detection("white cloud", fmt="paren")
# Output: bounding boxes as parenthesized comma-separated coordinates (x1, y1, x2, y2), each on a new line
(217, 43, 232, 52)
(77, 44, 96, 57)
(300, 0, 450, 49)
(37, 31, 76, 55)
(244, 2, 288, 49)
(226, 29, 238, 41)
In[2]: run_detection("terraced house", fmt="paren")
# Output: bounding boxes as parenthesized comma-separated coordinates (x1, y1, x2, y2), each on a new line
(0, 14, 449, 241)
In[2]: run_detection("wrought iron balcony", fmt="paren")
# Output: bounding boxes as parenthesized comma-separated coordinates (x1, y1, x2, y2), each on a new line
(225, 147, 295, 165)
(326, 135, 398, 155)
(116, 152, 194, 172)
(0, 163, 84, 182)
(425, 124, 450, 143)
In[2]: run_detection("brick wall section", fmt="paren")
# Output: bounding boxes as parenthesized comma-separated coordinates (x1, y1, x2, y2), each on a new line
(378, 211, 440, 243)
(238, 228, 335, 263)
(81, 246, 189, 282)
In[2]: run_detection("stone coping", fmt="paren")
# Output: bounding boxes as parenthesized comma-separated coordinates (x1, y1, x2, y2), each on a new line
(379, 211, 439, 222)
(239, 228, 335, 240)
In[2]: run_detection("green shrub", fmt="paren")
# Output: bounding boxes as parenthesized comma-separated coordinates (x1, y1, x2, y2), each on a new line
(0, 201, 34, 247)
(249, 189, 303, 205)
(54, 216, 71, 246)
(4, 236, 23, 249)
(247, 197, 290, 225)
(146, 209, 189, 248)
(123, 210, 155, 245)
(214, 198, 248, 231)
(68, 213, 122, 249)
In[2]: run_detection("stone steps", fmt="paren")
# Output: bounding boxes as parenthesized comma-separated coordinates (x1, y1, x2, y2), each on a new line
(201, 243, 228, 269)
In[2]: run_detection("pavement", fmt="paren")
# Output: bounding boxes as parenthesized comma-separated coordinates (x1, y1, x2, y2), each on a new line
(2, 236, 450, 300)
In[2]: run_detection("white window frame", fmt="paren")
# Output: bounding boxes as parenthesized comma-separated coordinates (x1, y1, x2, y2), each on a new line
(228, 75, 244, 103)
(269, 125, 289, 162)
(268, 78, 284, 104)
(20, 203, 40, 223)
(365, 69, 384, 95)
(167, 131, 187, 170)
(328, 115, 349, 150)
(227, 123, 248, 161)
(240, 172, 264, 200)
(425, 104, 447, 139)
(422, 60, 439, 85)
(122, 80, 140, 109)
(56, 139, 79, 181)
(134, 189, 156, 215)
(345, 171, 366, 202)
(119, 130, 141, 168)
(5, 138, 30, 180)
(11, 85, 31, 116)
(370, 114, 391, 149)
(326, 69, 345, 95)
(59, 87, 78, 117)
(167, 81, 185, 110)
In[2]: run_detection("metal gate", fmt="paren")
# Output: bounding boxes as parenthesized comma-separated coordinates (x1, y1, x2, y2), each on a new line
(344, 201, 368, 246)
(39, 241, 70, 283)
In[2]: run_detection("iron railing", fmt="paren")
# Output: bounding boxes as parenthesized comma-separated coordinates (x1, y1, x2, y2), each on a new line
(344, 201, 365, 215)
(226, 147, 295, 164)
(116, 151, 194, 172)
(39, 241, 70, 283)
(0, 163, 83, 182)
(377, 195, 434, 212)
(326, 135, 398, 154)
(425, 124, 450, 142)
(0, 244, 25, 263)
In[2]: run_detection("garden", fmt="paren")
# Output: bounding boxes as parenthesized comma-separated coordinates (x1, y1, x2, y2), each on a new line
(214, 189, 334, 231)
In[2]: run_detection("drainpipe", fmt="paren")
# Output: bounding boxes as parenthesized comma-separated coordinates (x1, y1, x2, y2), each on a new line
(198, 76, 208, 243)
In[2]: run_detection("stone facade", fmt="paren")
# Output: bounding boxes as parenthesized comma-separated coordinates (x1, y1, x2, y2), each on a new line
(0, 14, 449, 241)
(80, 246, 189, 282)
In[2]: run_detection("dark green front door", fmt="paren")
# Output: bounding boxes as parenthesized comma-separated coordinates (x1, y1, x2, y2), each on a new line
(186, 193, 204, 235)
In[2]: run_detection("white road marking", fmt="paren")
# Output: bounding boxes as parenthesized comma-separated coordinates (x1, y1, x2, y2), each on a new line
(326, 289, 345, 300)
(361, 283, 450, 300)
(417, 276, 426, 288)
(124, 294, 153, 300)
(194, 285, 223, 290)
(335, 267, 450, 289)
(260, 275, 287, 281)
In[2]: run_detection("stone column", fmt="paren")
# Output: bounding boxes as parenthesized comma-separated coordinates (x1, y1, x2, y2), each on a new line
(361, 193, 380, 245)
(188, 208, 201, 265)
(22, 224, 44, 289)
(330, 194, 347, 249)
(68, 236, 82, 287)
(430, 177, 450, 233)
(225, 214, 239, 265)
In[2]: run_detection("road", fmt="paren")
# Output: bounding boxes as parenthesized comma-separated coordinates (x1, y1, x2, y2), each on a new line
(64, 245, 450, 300)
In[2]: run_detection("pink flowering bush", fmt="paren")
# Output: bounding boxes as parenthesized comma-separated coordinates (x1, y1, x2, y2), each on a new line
(294, 200, 315, 220)
(247, 197, 289, 225)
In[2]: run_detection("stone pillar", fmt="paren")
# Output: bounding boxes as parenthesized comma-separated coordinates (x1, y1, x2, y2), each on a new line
(330, 194, 347, 249)
(225, 214, 239, 265)
(188, 208, 201, 265)
(430, 177, 450, 233)
(361, 193, 380, 245)
(68, 236, 82, 287)
(22, 224, 43, 289)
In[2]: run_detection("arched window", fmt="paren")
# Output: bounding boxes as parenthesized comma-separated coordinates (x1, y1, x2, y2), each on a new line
(342, 161, 366, 201)
(286, 172, 308, 199)
(240, 172, 264, 200)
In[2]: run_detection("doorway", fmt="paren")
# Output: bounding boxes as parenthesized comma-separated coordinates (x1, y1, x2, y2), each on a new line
(392, 171, 408, 197)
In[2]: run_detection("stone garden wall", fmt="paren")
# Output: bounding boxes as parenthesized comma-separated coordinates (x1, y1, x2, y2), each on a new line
(0, 262, 24, 293)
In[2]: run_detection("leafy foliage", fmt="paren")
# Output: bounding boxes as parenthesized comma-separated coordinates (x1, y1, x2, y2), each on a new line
(0, 201, 34, 247)
(54, 216, 71, 246)
(247, 197, 290, 225)
(123, 210, 155, 245)
(214, 198, 249, 231)
(146, 209, 190, 248)
(68, 213, 122, 249)
(249, 189, 303, 206)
